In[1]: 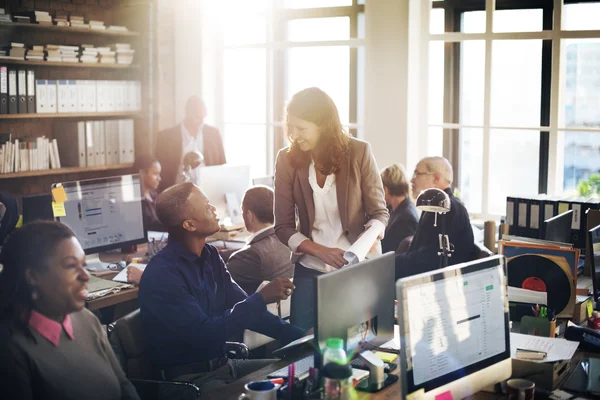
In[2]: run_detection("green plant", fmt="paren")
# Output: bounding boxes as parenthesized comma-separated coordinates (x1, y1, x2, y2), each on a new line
(578, 174, 600, 197)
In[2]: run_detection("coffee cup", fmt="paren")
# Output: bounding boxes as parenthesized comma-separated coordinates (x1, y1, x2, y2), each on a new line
(506, 378, 535, 400)
(238, 380, 278, 400)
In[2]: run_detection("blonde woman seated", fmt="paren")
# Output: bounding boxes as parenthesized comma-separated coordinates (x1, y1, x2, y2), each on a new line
(380, 164, 419, 254)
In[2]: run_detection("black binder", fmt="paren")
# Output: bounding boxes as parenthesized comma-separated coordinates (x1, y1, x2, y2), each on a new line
(0, 66, 7, 114)
(8, 68, 17, 114)
(17, 69, 27, 114)
(26, 70, 35, 113)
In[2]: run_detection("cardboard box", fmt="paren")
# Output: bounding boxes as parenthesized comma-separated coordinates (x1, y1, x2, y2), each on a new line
(573, 295, 593, 324)
(511, 358, 571, 390)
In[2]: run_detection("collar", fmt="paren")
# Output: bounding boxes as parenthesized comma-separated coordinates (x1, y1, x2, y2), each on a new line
(29, 310, 74, 346)
(180, 122, 204, 140)
(246, 225, 274, 244)
(167, 237, 210, 264)
(442, 187, 453, 197)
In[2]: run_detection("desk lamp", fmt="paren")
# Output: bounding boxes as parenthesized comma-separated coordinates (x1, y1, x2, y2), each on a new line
(416, 188, 452, 268)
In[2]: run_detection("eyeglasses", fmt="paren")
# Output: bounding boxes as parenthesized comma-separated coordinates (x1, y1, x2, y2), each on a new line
(412, 171, 434, 179)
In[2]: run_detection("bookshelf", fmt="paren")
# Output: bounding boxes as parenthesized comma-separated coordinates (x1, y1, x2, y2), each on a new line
(0, 111, 141, 120)
(0, 0, 153, 199)
(0, 164, 132, 180)
(0, 21, 141, 37)
(0, 58, 140, 69)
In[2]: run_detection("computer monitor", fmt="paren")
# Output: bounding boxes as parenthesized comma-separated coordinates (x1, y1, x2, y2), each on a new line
(396, 255, 511, 400)
(315, 252, 395, 365)
(22, 194, 54, 224)
(544, 209, 573, 243)
(252, 175, 274, 188)
(589, 225, 600, 304)
(52, 174, 146, 270)
(198, 164, 251, 227)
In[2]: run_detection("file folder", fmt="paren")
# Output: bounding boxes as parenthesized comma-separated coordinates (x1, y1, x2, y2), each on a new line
(8, 69, 17, 114)
(17, 69, 27, 114)
(26, 70, 35, 113)
(0, 66, 7, 114)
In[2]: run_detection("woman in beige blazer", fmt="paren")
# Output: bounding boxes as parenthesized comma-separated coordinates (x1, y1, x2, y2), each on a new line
(274, 87, 389, 329)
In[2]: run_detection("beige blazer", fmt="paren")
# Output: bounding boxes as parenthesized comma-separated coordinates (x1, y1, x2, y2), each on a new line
(274, 137, 389, 251)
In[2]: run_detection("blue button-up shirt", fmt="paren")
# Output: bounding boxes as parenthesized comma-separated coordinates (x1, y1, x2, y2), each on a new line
(139, 239, 304, 369)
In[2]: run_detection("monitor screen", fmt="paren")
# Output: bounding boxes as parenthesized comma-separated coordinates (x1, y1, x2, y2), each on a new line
(198, 164, 250, 226)
(397, 256, 510, 395)
(589, 225, 600, 304)
(53, 175, 146, 254)
(544, 209, 573, 243)
(252, 176, 274, 188)
(315, 253, 395, 361)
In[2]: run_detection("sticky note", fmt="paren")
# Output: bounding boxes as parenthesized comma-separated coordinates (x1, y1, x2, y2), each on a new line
(52, 202, 66, 217)
(374, 351, 398, 363)
(435, 390, 454, 400)
(587, 299, 593, 318)
(16, 215, 23, 228)
(52, 185, 67, 204)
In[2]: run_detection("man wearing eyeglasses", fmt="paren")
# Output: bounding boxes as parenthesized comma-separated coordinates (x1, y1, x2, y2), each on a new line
(395, 157, 474, 279)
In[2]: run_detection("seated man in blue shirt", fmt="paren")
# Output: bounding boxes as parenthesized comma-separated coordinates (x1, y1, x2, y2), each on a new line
(138, 182, 304, 392)
(395, 157, 474, 279)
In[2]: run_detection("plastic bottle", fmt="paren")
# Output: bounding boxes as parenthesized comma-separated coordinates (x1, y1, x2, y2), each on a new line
(322, 338, 354, 400)
(323, 338, 347, 365)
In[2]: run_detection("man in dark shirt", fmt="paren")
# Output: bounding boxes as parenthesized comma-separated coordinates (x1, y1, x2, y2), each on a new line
(395, 157, 474, 279)
(138, 182, 303, 392)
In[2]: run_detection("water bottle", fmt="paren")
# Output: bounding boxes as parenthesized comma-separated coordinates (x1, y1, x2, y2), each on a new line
(322, 338, 354, 400)
(323, 338, 347, 365)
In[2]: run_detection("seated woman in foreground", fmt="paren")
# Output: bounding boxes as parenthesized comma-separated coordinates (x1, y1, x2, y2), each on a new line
(0, 221, 140, 400)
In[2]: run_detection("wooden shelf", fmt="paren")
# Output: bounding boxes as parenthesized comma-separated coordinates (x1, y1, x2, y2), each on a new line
(0, 164, 133, 179)
(0, 112, 141, 120)
(0, 58, 139, 69)
(0, 22, 140, 37)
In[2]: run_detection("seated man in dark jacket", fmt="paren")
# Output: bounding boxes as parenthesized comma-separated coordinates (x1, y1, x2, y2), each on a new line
(138, 182, 303, 393)
(227, 186, 294, 295)
(395, 157, 474, 280)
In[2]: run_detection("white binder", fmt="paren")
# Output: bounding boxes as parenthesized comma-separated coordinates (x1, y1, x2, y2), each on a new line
(57, 80, 69, 113)
(85, 121, 95, 167)
(36, 80, 47, 113)
(76, 80, 87, 113)
(46, 80, 57, 113)
(78, 121, 86, 167)
(67, 80, 77, 112)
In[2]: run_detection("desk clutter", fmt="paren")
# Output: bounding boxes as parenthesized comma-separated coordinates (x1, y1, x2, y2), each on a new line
(87, 274, 133, 301)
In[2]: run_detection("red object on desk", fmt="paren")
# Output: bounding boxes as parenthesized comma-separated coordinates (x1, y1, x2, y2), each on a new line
(588, 317, 600, 330)
(435, 391, 453, 400)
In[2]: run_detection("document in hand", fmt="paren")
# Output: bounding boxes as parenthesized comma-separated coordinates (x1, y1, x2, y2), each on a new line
(343, 224, 384, 265)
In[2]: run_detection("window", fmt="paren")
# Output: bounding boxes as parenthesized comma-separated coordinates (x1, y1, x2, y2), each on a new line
(428, 0, 600, 219)
(206, 1, 364, 179)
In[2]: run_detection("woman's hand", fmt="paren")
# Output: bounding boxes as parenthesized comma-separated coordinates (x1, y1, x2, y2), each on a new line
(315, 246, 347, 269)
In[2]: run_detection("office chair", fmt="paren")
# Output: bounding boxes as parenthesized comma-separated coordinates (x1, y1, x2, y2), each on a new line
(109, 309, 249, 400)
(471, 242, 493, 260)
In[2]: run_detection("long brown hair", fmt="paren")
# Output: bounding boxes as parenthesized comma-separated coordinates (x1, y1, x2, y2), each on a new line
(285, 87, 350, 175)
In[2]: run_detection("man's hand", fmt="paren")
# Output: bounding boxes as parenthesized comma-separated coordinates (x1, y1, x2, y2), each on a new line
(126, 266, 144, 285)
(258, 278, 296, 304)
(315, 246, 347, 269)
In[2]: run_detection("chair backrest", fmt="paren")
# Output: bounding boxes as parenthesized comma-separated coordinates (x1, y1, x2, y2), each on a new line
(470, 241, 493, 260)
(111, 309, 155, 379)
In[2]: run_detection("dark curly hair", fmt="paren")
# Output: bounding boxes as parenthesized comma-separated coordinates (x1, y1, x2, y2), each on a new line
(285, 87, 350, 175)
(0, 221, 75, 334)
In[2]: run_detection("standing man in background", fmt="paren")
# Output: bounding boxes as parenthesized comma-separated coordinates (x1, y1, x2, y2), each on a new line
(155, 96, 226, 192)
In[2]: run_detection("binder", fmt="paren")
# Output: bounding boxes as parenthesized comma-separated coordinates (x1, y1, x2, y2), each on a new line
(96, 80, 106, 112)
(26, 70, 35, 113)
(529, 196, 544, 239)
(85, 121, 95, 167)
(67, 80, 77, 112)
(118, 119, 135, 164)
(8, 69, 17, 114)
(106, 81, 115, 112)
(95, 121, 105, 166)
(77, 80, 87, 112)
(506, 196, 517, 235)
(57, 80, 69, 113)
(116, 81, 124, 111)
(36, 80, 47, 113)
(516, 197, 529, 237)
(0, 66, 7, 114)
(46, 80, 57, 113)
(17, 70, 27, 114)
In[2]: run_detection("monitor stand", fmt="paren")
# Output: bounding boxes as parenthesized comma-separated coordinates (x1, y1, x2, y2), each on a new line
(84, 254, 112, 272)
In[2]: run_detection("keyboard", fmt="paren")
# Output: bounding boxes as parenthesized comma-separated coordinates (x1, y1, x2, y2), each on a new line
(267, 355, 396, 379)
(268, 355, 314, 379)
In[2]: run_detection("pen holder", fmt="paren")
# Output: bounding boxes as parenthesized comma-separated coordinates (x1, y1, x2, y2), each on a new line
(147, 238, 167, 257)
(520, 316, 555, 338)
